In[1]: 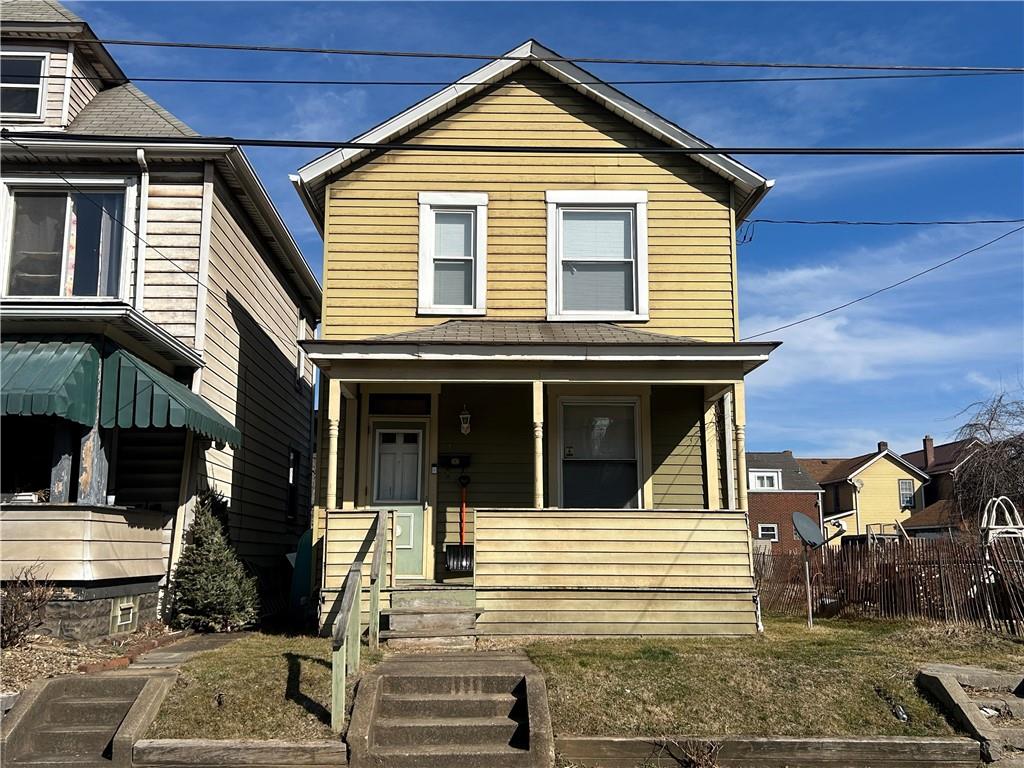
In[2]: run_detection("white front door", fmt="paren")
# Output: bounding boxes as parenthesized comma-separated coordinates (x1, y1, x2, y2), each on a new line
(373, 429, 425, 577)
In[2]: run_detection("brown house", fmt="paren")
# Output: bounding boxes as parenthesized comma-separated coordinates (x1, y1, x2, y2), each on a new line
(746, 451, 823, 553)
(900, 436, 976, 538)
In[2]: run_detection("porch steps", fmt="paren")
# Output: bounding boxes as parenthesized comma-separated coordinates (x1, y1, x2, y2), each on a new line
(381, 584, 479, 649)
(2, 675, 147, 768)
(347, 653, 553, 768)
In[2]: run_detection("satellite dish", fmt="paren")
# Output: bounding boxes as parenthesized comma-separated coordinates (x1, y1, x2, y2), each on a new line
(793, 512, 825, 549)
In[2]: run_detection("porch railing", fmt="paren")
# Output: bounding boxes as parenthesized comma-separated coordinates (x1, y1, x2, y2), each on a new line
(329, 509, 389, 733)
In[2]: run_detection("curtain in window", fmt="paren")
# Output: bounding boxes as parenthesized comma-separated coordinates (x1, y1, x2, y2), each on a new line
(7, 192, 66, 296)
(561, 210, 634, 312)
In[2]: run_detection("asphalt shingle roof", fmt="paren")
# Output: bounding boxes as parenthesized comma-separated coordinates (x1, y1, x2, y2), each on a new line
(902, 438, 974, 475)
(796, 453, 877, 485)
(746, 451, 822, 492)
(2, 0, 83, 24)
(902, 499, 961, 531)
(368, 320, 707, 345)
(67, 83, 197, 137)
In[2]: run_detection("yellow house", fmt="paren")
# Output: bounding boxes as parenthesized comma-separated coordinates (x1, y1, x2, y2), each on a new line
(798, 442, 930, 541)
(293, 40, 779, 638)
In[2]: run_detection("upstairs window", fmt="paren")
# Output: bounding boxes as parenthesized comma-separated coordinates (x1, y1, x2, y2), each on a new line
(417, 192, 487, 315)
(546, 191, 649, 321)
(750, 469, 782, 491)
(3, 178, 135, 299)
(1, 54, 47, 119)
(898, 479, 916, 508)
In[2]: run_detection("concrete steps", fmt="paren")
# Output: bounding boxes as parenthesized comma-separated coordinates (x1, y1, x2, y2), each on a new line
(3, 675, 147, 768)
(348, 653, 553, 768)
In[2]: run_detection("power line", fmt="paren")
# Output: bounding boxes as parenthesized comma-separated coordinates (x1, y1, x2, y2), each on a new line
(93, 38, 1024, 72)
(27, 71, 1024, 87)
(749, 217, 1024, 225)
(4, 130, 1022, 155)
(2, 135, 307, 356)
(741, 225, 1024, 340)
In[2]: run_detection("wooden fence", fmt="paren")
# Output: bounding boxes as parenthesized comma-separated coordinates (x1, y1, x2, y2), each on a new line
(754, 537, 1024, 635)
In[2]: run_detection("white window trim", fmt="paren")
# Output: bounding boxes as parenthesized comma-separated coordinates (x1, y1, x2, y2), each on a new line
(0, 51, 49, 122)
(898, 479, 916, 508)
(557, 396, 643, 509)
(757, 523, 780, 542)
(546, 190, 649, 322)
(1, 174, 138, 303)
(417, 191, 487, 315)
(749, 469, 783, 491)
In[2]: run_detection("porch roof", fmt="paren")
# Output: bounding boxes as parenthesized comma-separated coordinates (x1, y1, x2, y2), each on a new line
(1, 340, 99, 426)
(302, 321, 779, 382)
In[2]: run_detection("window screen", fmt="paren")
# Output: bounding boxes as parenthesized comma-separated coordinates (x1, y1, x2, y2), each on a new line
(561, 402, 639, 509)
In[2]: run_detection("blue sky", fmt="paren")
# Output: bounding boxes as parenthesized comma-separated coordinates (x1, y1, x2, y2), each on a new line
(69, 1, 1024, 457)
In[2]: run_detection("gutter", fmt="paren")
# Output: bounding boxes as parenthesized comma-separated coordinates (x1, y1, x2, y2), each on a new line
(290, 173, 325, 238)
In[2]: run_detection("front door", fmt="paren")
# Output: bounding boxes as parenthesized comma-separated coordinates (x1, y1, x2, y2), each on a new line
(373, 428, 425, 578)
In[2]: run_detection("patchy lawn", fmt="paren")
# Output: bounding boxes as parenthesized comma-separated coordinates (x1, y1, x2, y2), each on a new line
(525, 616, 1024, 738)
(147, 633, 380, 740)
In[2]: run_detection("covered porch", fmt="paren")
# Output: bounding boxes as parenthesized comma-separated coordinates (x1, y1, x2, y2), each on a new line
(306, 321, 776, 636)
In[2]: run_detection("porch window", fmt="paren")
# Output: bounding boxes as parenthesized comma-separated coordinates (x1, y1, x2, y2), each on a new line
(1, 53, 46, 119)
(417, 192, 487, 315)
(546, 191, 649, 321)
(3, 180, 134, 299)
(749, 469, 782, 490)
(560, 400, 640, 509)
(757, 523, 779, 542)
(898, 479, 915, 508)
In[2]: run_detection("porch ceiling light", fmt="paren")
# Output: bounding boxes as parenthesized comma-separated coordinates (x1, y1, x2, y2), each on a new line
(459, 405, 471, 436)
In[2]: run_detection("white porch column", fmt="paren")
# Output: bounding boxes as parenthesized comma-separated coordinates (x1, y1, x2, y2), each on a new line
(722, 389, 737, 510)
(734, 381, 749, 513)
(702, 393, 722, 510)
(532, 381, 544, 508)
(325, 378, 341, 510)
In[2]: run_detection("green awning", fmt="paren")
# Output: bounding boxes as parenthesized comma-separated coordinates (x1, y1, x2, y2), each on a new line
(1, 340, 99, 426)
(100, 350, 241, 448)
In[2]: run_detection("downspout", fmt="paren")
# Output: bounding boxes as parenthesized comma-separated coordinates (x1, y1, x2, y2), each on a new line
(134, 149, 149, 311)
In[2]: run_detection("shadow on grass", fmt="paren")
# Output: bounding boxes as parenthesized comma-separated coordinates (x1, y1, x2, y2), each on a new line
(284, 652, 331, 725)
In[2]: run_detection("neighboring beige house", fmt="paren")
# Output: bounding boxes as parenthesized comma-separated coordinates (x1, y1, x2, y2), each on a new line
(798, 441, 930, 542)
(0, 0, 321, 638)
(292, 40, 779, 638)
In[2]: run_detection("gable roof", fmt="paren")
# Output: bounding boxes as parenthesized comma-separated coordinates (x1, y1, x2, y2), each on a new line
(293, 39, 772, 233)
(902, 438, 975, 475)
(67, 83, 197, 138)
(2, 0, 82, 23)
(797, 449, 930, 485)
(746, 451, 822, 492)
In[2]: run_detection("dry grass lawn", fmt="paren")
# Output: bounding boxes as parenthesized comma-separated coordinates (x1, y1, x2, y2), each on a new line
(525, 616, 1024, 738)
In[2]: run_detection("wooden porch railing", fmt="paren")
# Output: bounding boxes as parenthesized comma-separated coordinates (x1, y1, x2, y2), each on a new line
(329, 509, 389, 733)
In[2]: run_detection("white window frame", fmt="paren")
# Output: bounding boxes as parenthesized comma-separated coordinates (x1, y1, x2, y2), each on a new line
(898, 479, 916, 508)
(0, 51, 49, 122)
(417, 192, 487, 315)
(749, 469, 783, 491)
(546, 190, 649, 322)
(757, 523, 780, 542)
(557, 396, 643, 509)
(1, 174, 138, 302)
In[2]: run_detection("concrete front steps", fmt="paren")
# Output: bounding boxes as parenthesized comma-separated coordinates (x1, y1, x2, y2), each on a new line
(381, 583, 479, 649)
(1, 674, 150, 768)
(348, 653, 553, 768)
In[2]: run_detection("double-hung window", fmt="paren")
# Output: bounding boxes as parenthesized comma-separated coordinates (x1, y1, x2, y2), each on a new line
(898, 479, 916, 508)
(2, 177, 136, 299)
(546, 191, 648, 321)
(749, 469, 782, 491)
(757, 524, 780, 542)
(418, 192, 487, 314)
(1, 53, 47, 120)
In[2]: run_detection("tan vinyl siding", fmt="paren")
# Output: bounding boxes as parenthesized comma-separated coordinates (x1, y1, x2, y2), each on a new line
(0, 506, 167, 581)
(474, 508, 756, 635)
(320, 510, 391, 631)
(196, 180, 315, 567)
(141, 169, 203, 346)
(323, 69, 736, 341)
(66, 45, 100, 123)
(0, 41, 67, 125)
(650, 385, 706, 509)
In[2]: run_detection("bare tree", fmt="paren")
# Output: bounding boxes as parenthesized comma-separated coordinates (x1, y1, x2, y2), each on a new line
(952, 390, 1024, 527)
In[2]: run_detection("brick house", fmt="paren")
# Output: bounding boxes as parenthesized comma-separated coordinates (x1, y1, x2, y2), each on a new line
(747, 451, 824, 553)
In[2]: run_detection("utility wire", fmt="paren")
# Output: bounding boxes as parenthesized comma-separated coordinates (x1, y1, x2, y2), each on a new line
(741, 225, 1024, 340)
(23, 71, 1024, 87)
(748, 217, 1024, 225)
(4, 130, 1022, 155)
(92, 38, 1024, 72)
(3, 135, 308, 356)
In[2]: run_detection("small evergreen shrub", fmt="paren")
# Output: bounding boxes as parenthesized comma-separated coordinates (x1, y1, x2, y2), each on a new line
(170, 489, 259, 632)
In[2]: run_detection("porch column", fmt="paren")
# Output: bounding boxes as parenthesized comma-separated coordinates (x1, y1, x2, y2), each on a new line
(325, 378, 341, 510)
(734, 381, 749, 513)
(532, 381, 544, 508)
(702, 393, 722, 510)
(722, 389, 737, 509)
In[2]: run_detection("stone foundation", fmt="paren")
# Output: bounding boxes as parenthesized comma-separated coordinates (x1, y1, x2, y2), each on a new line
(37, 582, 160, 641)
